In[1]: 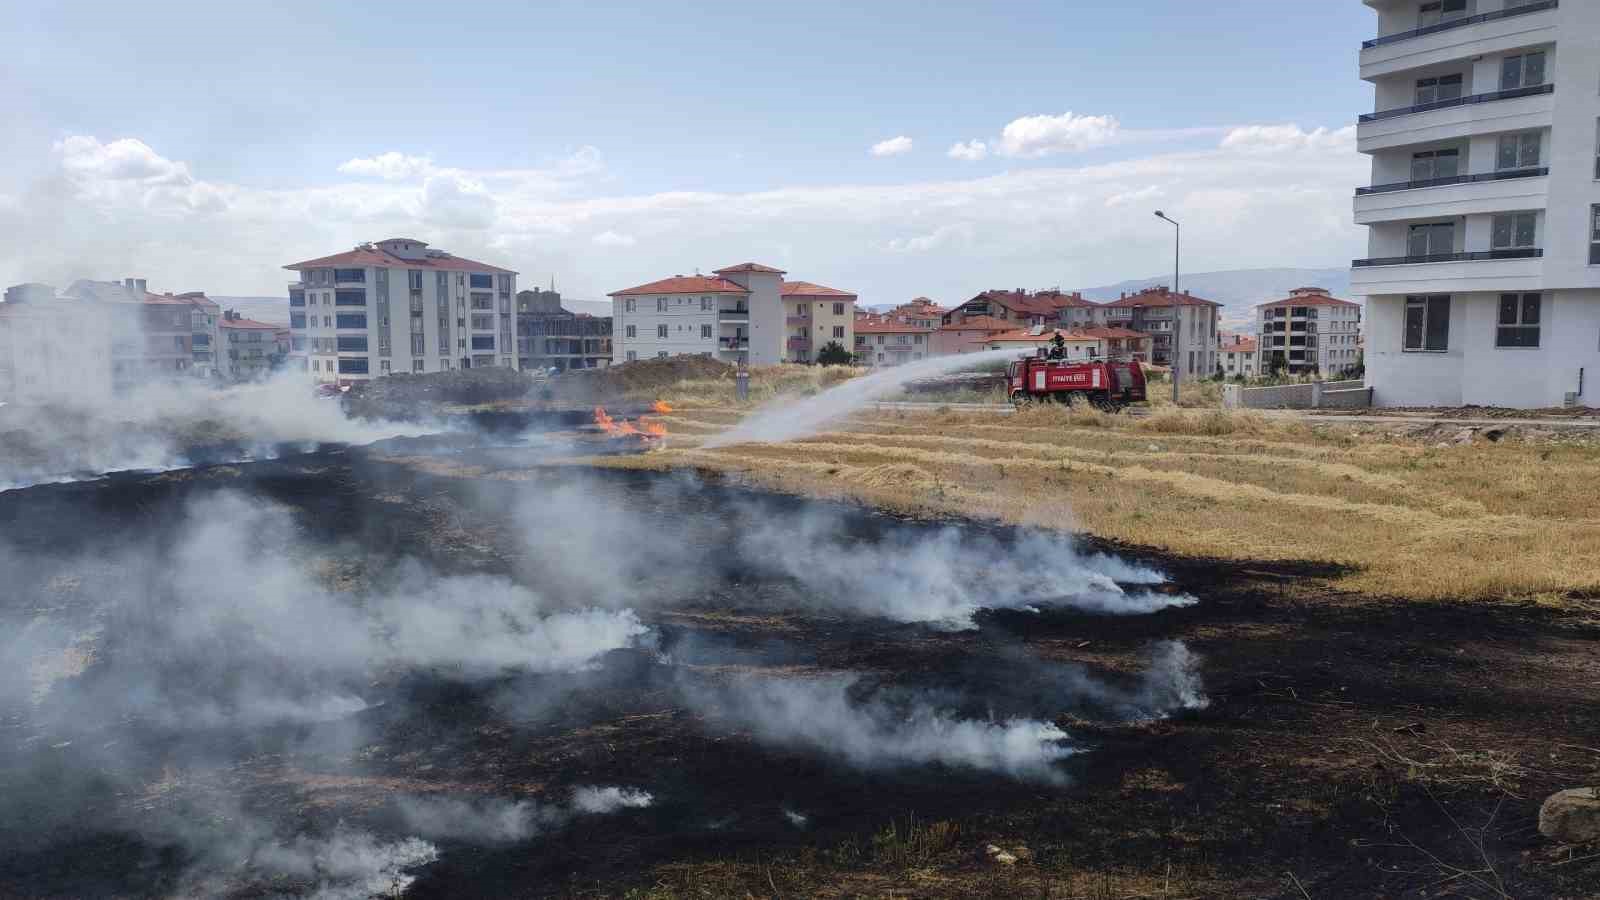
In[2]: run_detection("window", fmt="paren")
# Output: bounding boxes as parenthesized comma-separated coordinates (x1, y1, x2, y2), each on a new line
(337, 335, 368, 352)
(409, 270, 423, 291)
(1414, 73, 1463, 106)
(469, 274, 492, 289)
(656, 324, 668, 339)
(289, 291, 305, 307)
(1410, 148, 1460, 181)
(1496, 132, 1541, 170)
(1501, 51, 1546, 91)
(657, 351, 669, 359)
(290, 313, 305, 329)
(337, 357, 369, 374)
(471, 335, 495, 350)
(1417, 0, 1466, 28)
(1491, 212, 1537, 249)
(876, 335, 884, 345)
(833, 303, 844, 316)
(411, 333, 425, 354)
(624, 298, 636, 312)
(335, 290, 366, 306)
(471, 314, 494, 330)
(311, 359, 319, 372)
(1496, 293, 1541, 347)
(413, 358, 425, 373)
(626, 351, 638, 362)
(700, 296, 712, 311)
(1591, 204, 1600, 265)
(379, 360, 391, 374)
(335, 314, 367, 329)
(701, 324, 712, 338)
(656, 298, 666, 312)
(1404, 295, 1451, 351)
(333, 268, 365, 283)
(1407, 222, 1455, 257)
(625, 324, 637, 338)
(470, 293, 493, 310)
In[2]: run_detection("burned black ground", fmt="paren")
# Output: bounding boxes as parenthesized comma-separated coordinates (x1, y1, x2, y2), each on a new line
(0, 453, 1596, 899)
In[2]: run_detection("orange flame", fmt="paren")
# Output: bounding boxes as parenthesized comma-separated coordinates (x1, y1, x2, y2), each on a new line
(652, 400, 674, 414)
(593, 405, 667, 440)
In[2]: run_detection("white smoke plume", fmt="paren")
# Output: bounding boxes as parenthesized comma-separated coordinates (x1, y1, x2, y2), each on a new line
(247, 829, 440, 900)
(687, 674, 1077, 784)
(705, 348, 1024, 447)
(395, 786, 654, 844)
(737, 513, 1193, 628)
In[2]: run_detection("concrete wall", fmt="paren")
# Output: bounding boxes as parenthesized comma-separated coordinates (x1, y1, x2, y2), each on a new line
(1229, 379, 1370, 410)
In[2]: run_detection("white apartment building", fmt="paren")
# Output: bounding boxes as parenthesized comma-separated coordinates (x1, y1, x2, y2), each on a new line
(609, 263, 855, 365)
(218, 312, 282, 381)
(285, 239, 517, 383)
(0, 285, 115, 404)
(1255, 288, 1364, 376)
(1219, 334, 1260, 377)
(1352, 0, 1600, 407)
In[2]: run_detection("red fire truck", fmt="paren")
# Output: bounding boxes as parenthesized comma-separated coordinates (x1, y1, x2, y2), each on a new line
(1006, 353, 1147, 411)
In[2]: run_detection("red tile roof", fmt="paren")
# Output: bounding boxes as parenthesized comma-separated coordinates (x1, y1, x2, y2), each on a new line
(1255, 288, 1360, 308)
(713, 262, 787, 275)
(608, 275, 749, 297)
(1101, 287, 1220, 308)
(855, 320, 933, 334)
(1223, 337, 1259, 353)
(970, 289, 1099, 317)
(781, 280, 857, 298)
(284, 245, 516, 274)
(220, 317, 281, 330)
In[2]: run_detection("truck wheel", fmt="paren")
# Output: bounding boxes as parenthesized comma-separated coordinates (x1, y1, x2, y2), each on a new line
(1009, 390, 1029, 406)
(1067, 392, 1089, 408)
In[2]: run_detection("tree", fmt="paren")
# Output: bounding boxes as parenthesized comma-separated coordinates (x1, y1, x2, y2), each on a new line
(816, 340, 854, 366)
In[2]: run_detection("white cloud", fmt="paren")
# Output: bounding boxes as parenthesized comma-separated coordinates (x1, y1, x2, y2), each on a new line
(592, 230, 636, 247)
(1, 129, 1365, 306)
(1220, 124, 1357, 155)
(55, 136, 193, 186)
(947, 140, 989, 162)
(1105, 185, 1163, 208)
(870, 136, 914, 158)
(997, 112, 1120, 158)
(337, 152, 435, 181)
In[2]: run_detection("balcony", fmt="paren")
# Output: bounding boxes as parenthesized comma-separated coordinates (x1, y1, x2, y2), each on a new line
(785, 315, 809, 326)
(718, 338, 749, 350)
(719, 305, 749, 320)
(787, 336, 810, 349)
(1350, 249, 1544, 295)
(1357, 85, 1554, 154)
(1354, 168, 1549, 225)
(1361, 2, 1558, 80)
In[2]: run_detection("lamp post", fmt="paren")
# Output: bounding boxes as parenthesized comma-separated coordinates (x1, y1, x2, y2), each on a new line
(1154, 210, 1181, 404)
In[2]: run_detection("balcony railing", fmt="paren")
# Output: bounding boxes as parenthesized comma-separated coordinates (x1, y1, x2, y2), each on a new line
(1352, 248, 1542, 267)
(718, 338, 749, 349)
(1362, 1, 1556, 49)
(719, 305, 749, 316)
(1356, 167, 1549, 195)
(1359, 83, 1553, 124)
(785, 315, 809, 326)
(787, 336, 810, 348)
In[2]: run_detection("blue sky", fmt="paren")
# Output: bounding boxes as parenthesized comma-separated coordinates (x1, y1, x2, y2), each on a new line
(2, 0, 1375, 303)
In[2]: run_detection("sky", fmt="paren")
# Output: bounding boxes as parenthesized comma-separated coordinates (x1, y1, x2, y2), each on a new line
(0, 0, 1375, 306)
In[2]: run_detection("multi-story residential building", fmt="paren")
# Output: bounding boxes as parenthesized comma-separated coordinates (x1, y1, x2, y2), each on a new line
(884, 297, 948, 329)
(978, 325, 1151, 361)
(1352, 0, 1600, 407)
(1219, 334, 1260, 378)
(609, 263, 855, 365)
(0, 285, 115, 403)
(942, 289, 1094, 328)
(854, 319, 934, 366)
(515, 289, 612, 371)
(285, 239, 518, 383)
(1098, 287, 1221, 375)
(1254, 287, 1363, 376)
(218, 311, 284, 381)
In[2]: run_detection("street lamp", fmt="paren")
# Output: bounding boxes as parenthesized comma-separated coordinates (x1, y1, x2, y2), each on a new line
(1154, 210, 1180, 404)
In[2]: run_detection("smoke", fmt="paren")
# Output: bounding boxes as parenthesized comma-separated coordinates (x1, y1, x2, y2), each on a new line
(685, 674, 1077, 784)
(394, 786, 654, 844)
(240, 829, 440, 900)
(735, 508, 1192, 628)
(0, 368, 428, 490)
(705, 348, 1023, 447)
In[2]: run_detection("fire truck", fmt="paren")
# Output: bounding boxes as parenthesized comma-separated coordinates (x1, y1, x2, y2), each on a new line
(1006, 352, 1147, 411)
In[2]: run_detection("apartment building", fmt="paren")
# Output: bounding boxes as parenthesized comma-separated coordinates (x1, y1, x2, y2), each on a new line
(1254, 288, 1364, 376)
(0, 285, 115, 403)
(609, 263, 855, 365)
(943, 289, 1094, 328)
(854, 319, 933, 366)
(515, 289, 612, 371)
(218, 311, 284, 381)
(884, 298, 948, 329)
(1352, 0, 1600, 407)
(1098, 287, 1221, 375)
(932, 315, 1015, 356)
(978, 326, 1151, 360)
(285, 239, 518, 383)
(1220, 334, 1260, 377)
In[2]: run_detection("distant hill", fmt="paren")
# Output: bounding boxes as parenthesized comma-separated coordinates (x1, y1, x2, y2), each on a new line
(1078, 268, 1353, 327)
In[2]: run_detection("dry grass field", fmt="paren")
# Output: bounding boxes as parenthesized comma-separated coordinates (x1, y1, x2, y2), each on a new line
(599, 376, 1600, 607)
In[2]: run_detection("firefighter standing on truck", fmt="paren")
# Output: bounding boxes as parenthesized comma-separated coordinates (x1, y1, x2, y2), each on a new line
(1047, 331, 1066, 360)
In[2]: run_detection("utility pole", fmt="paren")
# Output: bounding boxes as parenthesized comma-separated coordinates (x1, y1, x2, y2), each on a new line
(1154, 210, 1181, 405)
